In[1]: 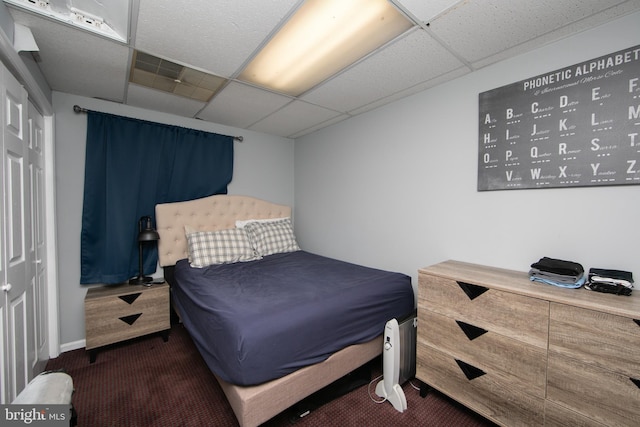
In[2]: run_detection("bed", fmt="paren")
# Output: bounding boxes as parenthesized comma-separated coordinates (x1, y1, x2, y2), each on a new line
(155, 194, 414, 427)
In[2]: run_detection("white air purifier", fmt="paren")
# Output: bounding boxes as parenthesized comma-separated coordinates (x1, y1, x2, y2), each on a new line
(375, 313, 417, 413)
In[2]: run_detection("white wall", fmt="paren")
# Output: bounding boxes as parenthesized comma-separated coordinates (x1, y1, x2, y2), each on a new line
(53, 92, 294, 347)
(53, 10, 640, 348)
(294, 11, 640, 295)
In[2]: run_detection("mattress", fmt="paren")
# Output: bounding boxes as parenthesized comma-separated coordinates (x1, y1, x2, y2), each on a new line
(172, 250, 414, 386)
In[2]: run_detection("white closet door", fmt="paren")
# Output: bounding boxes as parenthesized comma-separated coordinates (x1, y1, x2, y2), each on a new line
(28, 101, 48, 372)
(1, 63, 32, 403)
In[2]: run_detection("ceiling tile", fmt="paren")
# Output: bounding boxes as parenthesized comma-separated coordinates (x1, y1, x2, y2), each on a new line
(249, 101, 343, 138)
(6, 0, 640, 138)
(302, 28, 466, 113)
(127, 84, 206, 117)
(470, 0, 640, 69)
(288, 114, 351, 139)
(396, 0, 465, 22)
(198, 82, 292, 129)
(134, 0, 300, 78)
(428, 0, 634, 65)
(349, 66, 470, 116)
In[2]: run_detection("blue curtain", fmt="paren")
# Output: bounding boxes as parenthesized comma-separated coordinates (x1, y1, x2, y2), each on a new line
(80, 111, 234, 284)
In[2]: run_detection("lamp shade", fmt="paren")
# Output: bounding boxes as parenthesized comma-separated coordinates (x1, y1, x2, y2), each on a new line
(138, 216, 159, 242)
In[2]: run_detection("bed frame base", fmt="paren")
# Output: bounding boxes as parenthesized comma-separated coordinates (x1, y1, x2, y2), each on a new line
(215, 335, 382, 427)
(288, 360, 373, 422)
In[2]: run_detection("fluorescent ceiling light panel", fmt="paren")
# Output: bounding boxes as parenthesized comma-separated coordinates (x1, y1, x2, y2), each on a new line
(239, 0, 413, 96)
(3, 0, 128, 42)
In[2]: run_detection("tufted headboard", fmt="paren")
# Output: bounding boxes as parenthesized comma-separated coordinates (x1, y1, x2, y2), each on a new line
(155, 194, 291, 267)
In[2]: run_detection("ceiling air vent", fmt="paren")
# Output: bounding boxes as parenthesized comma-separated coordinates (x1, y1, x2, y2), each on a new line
(130, 51, 226, 102)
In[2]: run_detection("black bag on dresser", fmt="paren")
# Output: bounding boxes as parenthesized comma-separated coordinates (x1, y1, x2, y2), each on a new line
(586, 268, 634, 296)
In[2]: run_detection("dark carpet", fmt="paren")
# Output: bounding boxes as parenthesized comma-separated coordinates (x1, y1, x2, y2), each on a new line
(45, 324, 493, 426)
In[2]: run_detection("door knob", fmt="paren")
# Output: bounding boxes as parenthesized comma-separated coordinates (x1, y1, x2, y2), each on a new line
(1, 283, 12, 292)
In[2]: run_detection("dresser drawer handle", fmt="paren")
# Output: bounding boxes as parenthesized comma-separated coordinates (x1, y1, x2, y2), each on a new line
(456, 281, 489, 300)
(119, 313, 142, 325)
(634, 319, 640, 328)
(119, 293, 142, 305)
(455, 359, 486, 381)
(631, 378, 640, 389)
(456, 320, 488, 341)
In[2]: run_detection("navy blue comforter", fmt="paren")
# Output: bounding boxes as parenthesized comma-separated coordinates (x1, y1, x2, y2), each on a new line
(172, 251, 414, 386)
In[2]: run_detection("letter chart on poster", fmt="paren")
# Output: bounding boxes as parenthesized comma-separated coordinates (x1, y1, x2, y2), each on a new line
(478, 44, 640, 191)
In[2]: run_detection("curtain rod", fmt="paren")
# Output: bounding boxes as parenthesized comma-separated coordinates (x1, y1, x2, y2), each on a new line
(72, 105, 244, 142)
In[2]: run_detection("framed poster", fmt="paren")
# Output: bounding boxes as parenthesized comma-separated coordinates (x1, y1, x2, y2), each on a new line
(478, 44, 640, 191)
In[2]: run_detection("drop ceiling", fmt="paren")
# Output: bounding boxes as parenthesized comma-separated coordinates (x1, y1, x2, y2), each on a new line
(4, 0, 640, 139)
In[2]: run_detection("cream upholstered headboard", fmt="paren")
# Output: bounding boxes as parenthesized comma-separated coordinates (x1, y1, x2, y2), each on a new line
(155, 194, 291, 267)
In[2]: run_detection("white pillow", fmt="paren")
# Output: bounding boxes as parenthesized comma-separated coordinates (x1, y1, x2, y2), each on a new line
(186, 228, 261, 267)
(243, 218, 300, 256)
(184, 224, 198, 234)
(235, 217, 288, 228)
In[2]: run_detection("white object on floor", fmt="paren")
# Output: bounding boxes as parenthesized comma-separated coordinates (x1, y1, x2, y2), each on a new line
(375, 318, 407, 412)
(12, 371, 74, 405)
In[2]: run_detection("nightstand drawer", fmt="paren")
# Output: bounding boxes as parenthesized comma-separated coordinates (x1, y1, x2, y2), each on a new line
(85, 310, 168, 349)
(86, 287, 167, 318)
(84, 283, 170, 351)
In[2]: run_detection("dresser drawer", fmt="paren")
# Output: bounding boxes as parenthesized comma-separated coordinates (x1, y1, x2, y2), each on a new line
(418, 273, 549, 348)
(547, 353, 640, 426)
(418, 309, 546, 397)
(549, 303, 640, 377)
(544, 401, 607, 427)
(417, 340, 545, 427)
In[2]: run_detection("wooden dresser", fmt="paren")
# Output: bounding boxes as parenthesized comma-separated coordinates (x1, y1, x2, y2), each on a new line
(417, 260, 640, 427)
(84, 282, 170, 362)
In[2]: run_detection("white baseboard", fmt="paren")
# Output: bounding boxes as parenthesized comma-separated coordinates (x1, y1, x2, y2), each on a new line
(60, 339, 86, 354)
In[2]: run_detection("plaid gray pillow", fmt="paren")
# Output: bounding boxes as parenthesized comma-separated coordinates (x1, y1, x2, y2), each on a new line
(186, 228, 261, 267)
(244, 218, 300, 256)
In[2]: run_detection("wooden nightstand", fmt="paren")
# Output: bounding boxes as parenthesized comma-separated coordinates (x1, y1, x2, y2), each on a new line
(84, 282, 170, 363)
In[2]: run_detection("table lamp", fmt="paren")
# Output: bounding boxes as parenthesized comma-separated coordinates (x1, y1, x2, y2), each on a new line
(129, 215, 160, 284)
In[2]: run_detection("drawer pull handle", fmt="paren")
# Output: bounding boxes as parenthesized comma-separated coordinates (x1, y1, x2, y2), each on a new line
(457, 281, 488, 300)
(634, 319, 640, 328)
(455, 359, 486, 381)
(119, 313, 142, 325)
(119, 293, 142, 305)
(456, 321, 488, 341)
(631, 378, 640, 389)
